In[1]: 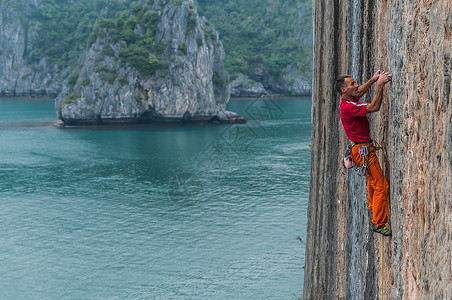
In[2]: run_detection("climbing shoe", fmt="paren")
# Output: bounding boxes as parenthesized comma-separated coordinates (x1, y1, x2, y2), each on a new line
(371, 223, 392, 236)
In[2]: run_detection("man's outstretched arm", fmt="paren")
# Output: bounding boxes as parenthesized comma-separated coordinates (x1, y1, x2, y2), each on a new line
(357, 70, 381, 98)
(366, 72, 392, 113)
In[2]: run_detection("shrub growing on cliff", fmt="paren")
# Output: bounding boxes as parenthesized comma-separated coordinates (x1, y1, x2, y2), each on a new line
(119, 45, 164, 75)
(201, 24, 214, 41)
(63, 93, 79, 105)
(119, 76, 128, 87)
(187, 9, 198, 33)
(213, 72, 224, 87)
(94, 64, 114, 73)
(169, 0, 184, 6)
(142, 12, 160, 35)
(196, 37, 203, 47)
(106, 73, 117, 85)
(80, 78, 90, 86)
(103, 45, 115, 57)
(178, 42, 187, 55)
(68, 72, 79, 86)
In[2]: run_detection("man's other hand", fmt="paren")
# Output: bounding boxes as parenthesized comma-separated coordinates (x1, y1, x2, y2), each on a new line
(377, 71, 392, 86)
(371, 70, 381, 82)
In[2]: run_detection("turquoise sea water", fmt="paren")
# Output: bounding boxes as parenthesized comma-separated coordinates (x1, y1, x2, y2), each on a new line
(0, 97, 311, 299)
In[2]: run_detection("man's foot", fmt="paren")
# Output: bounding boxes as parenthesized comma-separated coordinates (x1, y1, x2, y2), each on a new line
(371, 223, 392, 236)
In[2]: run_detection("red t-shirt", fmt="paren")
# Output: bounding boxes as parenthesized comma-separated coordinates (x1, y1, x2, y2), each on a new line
(339, 97, 371, 142)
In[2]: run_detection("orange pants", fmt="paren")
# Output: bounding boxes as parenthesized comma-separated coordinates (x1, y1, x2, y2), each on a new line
(351, 142, 389, 227)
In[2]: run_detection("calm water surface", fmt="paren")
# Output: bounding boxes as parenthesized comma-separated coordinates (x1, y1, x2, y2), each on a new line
(0, 97, 311, 299)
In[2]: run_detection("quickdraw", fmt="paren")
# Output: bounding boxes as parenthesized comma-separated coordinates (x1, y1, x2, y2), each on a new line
(356, 145, 370, 177)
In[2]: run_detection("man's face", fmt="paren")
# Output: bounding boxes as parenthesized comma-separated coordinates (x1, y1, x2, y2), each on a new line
(342, 77, 359, 98)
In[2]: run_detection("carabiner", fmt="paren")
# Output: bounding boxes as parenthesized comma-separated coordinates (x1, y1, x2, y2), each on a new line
(357, 166, 369, 177)
(359, 145, 369, 156)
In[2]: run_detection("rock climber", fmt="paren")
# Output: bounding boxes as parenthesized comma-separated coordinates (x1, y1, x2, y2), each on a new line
(336, 71, 393, 236)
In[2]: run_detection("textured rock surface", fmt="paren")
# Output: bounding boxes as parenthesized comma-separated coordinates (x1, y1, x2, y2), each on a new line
(304, 1, 451, 299)
(56, 0, 244, 125)
(0, 0, 63, 96)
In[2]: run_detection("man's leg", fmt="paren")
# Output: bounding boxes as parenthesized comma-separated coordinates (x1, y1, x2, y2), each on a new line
(352, 144, 376, 211)
(367, 148, 389, 227)
(367, 179, 374, 211)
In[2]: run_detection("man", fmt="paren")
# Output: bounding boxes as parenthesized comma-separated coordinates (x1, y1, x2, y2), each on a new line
(336, 71, 393, 236)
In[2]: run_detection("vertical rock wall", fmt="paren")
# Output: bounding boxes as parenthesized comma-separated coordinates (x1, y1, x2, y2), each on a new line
(0, 0, 62, 96)
(304, 1, 451, 299)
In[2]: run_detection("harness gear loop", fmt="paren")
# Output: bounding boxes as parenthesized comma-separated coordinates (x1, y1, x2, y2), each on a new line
(356, 144, 370, 177)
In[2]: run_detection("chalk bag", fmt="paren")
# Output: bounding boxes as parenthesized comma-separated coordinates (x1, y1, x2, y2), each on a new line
(343, 145, 354, 169)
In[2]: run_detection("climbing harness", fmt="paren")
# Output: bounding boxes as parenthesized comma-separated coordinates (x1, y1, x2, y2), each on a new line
(341, 138, 384, 177)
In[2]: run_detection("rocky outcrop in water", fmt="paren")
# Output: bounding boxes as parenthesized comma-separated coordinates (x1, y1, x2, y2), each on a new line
(55, 0, 243, 125)
(230, 69, 311, 98)
(0, 0, 62, 96)
(231, 74, 267, 98)
(304, 1, 451, 299)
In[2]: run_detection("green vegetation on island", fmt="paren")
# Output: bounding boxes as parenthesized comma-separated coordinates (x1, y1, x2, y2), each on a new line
(28, 0, 133, 68)
(90, 2, 168, 75)
(196, 0, 313, 84)
(23, 0, 312, 87)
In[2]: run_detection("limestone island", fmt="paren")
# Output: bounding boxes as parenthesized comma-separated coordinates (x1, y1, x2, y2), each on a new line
(55, 0, 245, 126)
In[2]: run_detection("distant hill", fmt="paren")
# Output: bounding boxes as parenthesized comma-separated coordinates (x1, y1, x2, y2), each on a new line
(27, 0, 133, 68)
(197, 0, 312, 85)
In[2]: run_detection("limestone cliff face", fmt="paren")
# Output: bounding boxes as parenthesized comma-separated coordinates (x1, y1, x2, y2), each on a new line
(304, 1, 451, 299)
(55, 0, 243, 125)
(0, 0, 62, 96)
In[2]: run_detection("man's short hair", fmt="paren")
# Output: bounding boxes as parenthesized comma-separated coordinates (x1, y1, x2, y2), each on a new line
(336, 75, 351, 95)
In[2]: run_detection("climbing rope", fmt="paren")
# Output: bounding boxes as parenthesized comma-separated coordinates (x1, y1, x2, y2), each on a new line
(377, 116, 389, 300)
(381, 234, 384, 300)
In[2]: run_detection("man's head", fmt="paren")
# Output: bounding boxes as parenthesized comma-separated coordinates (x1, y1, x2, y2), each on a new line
(336, 75, 359, 99)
